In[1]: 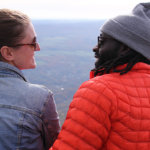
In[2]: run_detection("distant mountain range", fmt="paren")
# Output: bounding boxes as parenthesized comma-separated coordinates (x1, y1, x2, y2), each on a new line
(23, 19, 105, 125)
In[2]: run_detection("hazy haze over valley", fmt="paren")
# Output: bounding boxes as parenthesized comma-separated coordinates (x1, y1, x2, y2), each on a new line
(23, 20, 105, 125)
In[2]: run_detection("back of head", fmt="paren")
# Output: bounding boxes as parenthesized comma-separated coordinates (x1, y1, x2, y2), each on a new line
(0, 9, 30, 48)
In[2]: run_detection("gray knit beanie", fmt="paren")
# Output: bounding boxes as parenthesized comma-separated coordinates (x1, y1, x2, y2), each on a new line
(101, 3, 150, 59)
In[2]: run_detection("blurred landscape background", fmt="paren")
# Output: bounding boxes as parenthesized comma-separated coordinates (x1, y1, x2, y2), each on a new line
(23, 20, 105, 125)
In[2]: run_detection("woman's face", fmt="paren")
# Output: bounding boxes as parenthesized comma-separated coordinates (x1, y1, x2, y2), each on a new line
(11, 22, 40, 70)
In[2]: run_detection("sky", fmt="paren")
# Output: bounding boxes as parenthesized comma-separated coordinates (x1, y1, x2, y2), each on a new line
(0, 0, 150, 20)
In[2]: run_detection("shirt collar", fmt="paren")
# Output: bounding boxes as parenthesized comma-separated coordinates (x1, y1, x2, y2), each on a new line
(0, 61, 27, 82)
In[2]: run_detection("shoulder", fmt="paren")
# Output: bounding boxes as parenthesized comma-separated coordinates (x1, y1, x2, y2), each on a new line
(22, 82, 54, 111)
(76, 74, 118, 99)
(26, 82, 53, 95)
(70, 74, 118, 115)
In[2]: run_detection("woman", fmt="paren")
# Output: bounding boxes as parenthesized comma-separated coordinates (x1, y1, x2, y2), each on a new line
(0, 9, 60, 150)
(52, 2, 150, 150)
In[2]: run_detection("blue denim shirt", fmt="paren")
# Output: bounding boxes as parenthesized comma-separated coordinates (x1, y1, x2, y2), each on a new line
(0, 62, 60, 150)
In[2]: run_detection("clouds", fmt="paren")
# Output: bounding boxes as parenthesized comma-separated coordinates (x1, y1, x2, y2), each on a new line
(0, 0, 150, 19)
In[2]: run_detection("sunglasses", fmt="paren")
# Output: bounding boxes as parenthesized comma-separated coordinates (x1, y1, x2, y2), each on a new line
(9, 42, 38, 50)
(97, 34, 113, 47)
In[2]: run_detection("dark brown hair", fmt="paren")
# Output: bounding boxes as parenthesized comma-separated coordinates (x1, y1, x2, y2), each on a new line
(0, 9, 30, 47)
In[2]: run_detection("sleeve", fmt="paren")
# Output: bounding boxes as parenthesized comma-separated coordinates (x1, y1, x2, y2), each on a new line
(52, 79, 115, 150)
(42, 92, 61, 150)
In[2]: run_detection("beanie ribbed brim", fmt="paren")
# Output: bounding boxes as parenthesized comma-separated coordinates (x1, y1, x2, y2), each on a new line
(101, 18, 150, 59)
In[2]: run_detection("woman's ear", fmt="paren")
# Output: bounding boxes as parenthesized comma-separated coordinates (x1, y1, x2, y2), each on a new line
(0, 46, 14, 61)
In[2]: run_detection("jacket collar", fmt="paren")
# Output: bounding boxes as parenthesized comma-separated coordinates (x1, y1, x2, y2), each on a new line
(0, 61, 27, 82)
(90, 62, 150, 79)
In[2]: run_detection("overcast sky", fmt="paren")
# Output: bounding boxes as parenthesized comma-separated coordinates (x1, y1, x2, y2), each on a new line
(0, 0, 150, 20)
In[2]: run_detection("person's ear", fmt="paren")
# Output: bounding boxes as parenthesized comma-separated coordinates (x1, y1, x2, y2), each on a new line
(0, 46, 14, 61)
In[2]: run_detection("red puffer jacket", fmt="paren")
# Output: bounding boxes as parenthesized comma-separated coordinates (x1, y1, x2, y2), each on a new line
(52, 62, 150, 150)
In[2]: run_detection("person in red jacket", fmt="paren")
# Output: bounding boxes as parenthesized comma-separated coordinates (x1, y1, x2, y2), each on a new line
(52, 2, 150, 150)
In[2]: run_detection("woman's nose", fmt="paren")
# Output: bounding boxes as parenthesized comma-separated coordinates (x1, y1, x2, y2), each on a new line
(35, 43, 40, 51)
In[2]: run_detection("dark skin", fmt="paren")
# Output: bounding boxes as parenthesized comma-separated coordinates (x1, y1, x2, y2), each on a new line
(92, 32, 150, 76)
(93, 32, 124, 69)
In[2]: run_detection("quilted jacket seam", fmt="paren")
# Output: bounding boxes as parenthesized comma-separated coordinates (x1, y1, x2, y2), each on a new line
(71, 97, 109, 131)
(112, 129, 150, 143)
(62, 119, 102, 149)
(142, 74, 150, 105)
(109, 138, 124, 150)
(95, 78, 118, 114)
(117, 96, 150, 108)
(68, 106, 109, 134)
(116, 120, 150, 131)
(73, 94, 110, 115)
(56, 137, 79, 150)
(89, 78, 120, 149)
(78, 81, 116, 108)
